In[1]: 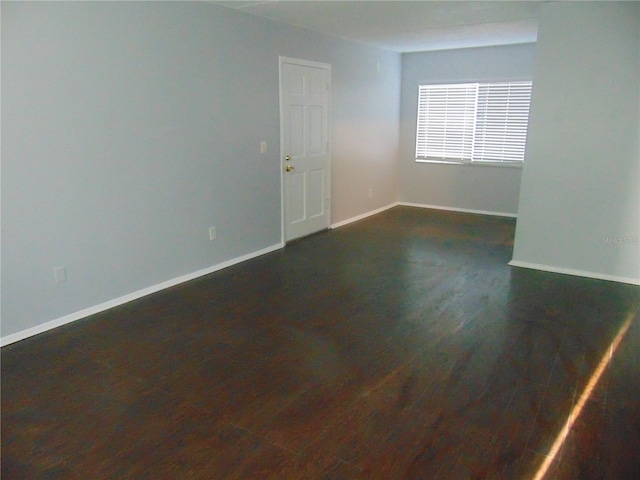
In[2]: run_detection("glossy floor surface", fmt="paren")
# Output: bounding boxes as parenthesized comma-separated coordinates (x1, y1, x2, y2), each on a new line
(2, 207, 640, 479)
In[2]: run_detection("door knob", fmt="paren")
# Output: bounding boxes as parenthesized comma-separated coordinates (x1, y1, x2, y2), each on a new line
(286, 165, 294, 172)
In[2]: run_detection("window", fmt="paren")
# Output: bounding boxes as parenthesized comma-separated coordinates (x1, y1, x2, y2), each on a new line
(415, 81, 532, 165)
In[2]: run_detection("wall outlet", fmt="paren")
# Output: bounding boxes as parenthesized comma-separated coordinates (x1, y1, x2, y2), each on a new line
(260, 141, 267, 154)
(209, 227, 217, 241)
(368, 188, 373, 198)
(54, 266, 66, 284)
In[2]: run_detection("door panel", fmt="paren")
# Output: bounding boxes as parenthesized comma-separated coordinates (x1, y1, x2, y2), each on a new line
(289, 106, 305, 156)
(308, 169, 324, 218)
(289, 171, 306, 223)
(280, 58, 331, 242)
(309, 76, 324, 97)
(289, 73, 305, 95)
(309, 106, 324, 154)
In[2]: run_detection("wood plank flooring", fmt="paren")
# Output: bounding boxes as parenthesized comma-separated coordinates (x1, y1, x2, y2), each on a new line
(2, 206, 639, 479)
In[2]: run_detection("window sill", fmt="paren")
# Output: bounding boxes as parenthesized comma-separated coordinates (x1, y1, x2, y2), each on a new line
(415, 159, 523, 169)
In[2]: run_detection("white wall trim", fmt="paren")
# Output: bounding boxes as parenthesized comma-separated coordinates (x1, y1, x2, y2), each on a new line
(1, 243, 284, 347)
(508, 260, 640, 286)
(331, 202, 399, 229)
(398, 202, 518, 218)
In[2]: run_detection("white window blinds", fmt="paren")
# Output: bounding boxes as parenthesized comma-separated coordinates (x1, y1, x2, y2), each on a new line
(415, 81, 532, 164)
(415, 83, 477, 162)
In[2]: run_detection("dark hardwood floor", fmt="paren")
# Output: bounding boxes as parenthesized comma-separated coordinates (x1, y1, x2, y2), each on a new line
(2, 206, 639, 479)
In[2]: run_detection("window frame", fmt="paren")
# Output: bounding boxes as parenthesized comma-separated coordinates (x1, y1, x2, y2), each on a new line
(415, 80, 533, 168)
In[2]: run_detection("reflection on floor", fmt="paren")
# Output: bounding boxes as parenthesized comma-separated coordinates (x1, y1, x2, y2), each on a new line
(2, 206, 639, 479)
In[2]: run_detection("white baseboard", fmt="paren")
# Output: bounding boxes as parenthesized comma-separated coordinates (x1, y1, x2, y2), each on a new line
(398, 202, 517, 218)
(331, 202, 399, 229)
(0, 243, 284, 347)
(508, 260, 640, 286)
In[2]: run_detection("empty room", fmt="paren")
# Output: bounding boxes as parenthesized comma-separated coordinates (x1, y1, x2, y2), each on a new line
(2, 1, 639, 479)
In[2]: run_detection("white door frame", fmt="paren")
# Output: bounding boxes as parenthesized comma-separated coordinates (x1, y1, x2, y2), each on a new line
(278, 56, 332, 243)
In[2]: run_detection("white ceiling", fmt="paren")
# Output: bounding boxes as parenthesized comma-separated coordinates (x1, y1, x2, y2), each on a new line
(212, 1, 544, 52)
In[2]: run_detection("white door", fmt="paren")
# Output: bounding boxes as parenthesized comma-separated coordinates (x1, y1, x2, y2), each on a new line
(280, 57, 331, 242)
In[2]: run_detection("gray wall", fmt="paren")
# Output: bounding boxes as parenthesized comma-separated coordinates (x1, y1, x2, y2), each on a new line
(398, 44, 536, 215)
(511, 2, 640, 283)
(1, 2, 401, 338)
